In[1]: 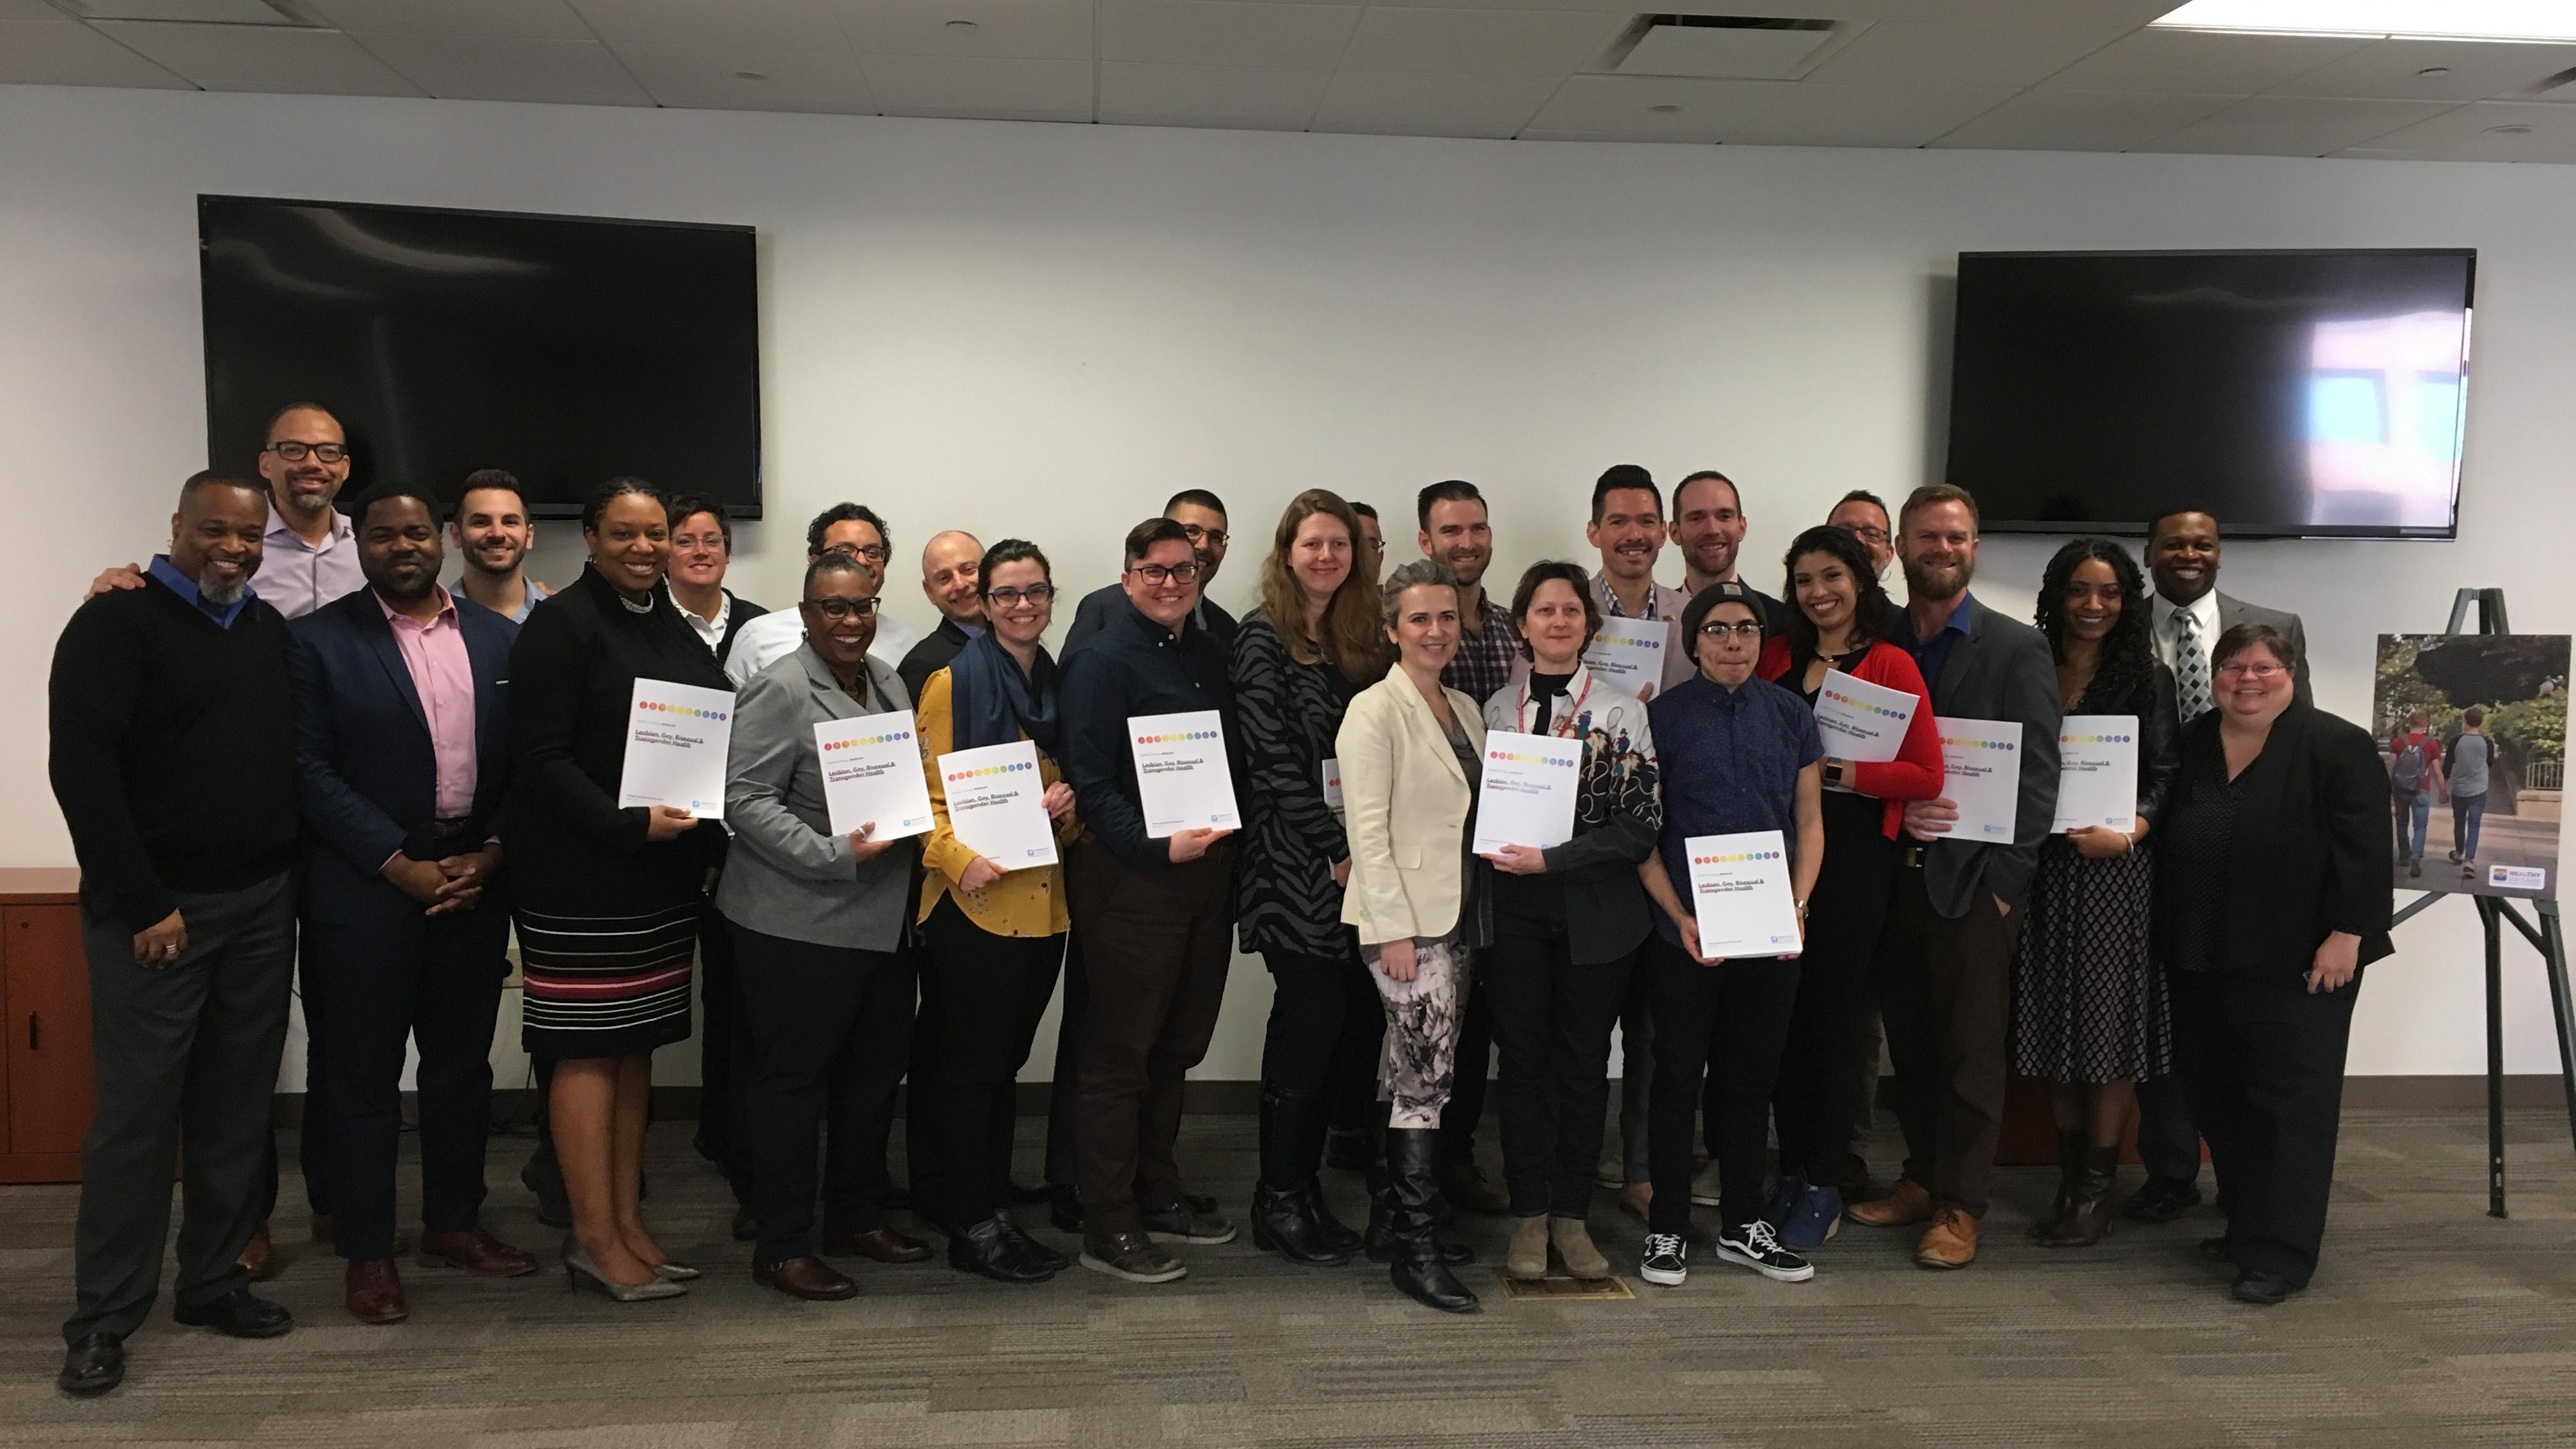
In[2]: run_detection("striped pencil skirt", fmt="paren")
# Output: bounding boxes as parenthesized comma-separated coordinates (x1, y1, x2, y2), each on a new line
(516, 898, 700, 1061)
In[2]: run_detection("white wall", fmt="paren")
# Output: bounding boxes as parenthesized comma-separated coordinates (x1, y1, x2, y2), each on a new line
(4, 83, 2567, 1087)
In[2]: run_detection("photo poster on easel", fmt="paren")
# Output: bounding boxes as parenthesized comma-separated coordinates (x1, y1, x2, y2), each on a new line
(2374, 632, 2567, 900)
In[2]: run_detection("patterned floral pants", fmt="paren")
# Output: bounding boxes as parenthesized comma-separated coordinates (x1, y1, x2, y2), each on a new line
(1362, 934, 1472, 1130)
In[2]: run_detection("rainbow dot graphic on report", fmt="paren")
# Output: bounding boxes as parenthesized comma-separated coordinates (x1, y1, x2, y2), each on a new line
(643, 701, 728, 722)
(1692, 850, 1782, 865)
(823, 730, 912, 751)
(1942, 736, 2013, 750)
(2061, 733, 2133, 745)
(1821, 688, 1905, 719)
(1135, 730, 1218, 744)
(1486, 749, 1574, 767)
(946, 762, 1036, 781)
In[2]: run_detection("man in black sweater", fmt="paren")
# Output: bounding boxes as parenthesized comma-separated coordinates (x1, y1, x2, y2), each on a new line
(49, 472, 304, 1396)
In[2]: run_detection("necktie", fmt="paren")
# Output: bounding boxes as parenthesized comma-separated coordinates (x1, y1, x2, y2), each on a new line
(2174, 609, 2212, 721)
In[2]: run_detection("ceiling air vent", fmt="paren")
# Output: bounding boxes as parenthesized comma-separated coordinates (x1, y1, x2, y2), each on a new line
(1614, 15, 1841, 80)
(48, 0, 311, 24)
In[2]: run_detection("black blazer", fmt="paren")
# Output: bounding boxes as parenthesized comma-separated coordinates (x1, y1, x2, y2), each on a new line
(2073, 659, 2182, 827)
(2154, 702, 2395, 978)
(289, 588, 517, 926)
(1921, 597, 2062, 917)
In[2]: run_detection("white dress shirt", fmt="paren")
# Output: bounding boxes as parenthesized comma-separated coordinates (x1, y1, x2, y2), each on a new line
(2149, 588, 2221, 673)
(723, 606, 922, 689)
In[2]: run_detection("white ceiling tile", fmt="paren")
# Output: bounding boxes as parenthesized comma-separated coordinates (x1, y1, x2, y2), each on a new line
(861, 53, 1092, 119)
(90, 19, 425, 95)
(301, 0, 595, 40)
(612, 42, 873, 114)
(565, 0, 843, 50)
(1522, 73, 1774, 141)
(1098, 0, 1359, 71)
(1931, 88, 2237, 150)
(1340, 7, 1620, 76)
(2039, 27, 2369, 95)
(2143, 95, 2460, 156)
(0, 8, 190, 86)
(1098, 59, 1330, 128)
(2267, 38, 2576, 103)
(1310, 68, 1558, 135)
(834, 0, 1092, 61)
(1897, 0, 2175, 22)
(2340, 100, 2576, 161)
(358, 33, 654, 104)
(1806, 19, 2130, 90)
(1726, 82, 2018, 147)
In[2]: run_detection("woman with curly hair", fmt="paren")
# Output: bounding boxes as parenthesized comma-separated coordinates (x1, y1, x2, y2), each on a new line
(2012, 539, 2181, 1247)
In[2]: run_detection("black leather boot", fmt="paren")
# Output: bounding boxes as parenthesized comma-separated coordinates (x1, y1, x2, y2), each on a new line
(2043, 1146, 2120, 1248)
(2028, 1129, 2085, 1241)
(1384, 1128, 1479, 1314)
(1283, 1087, 1363, 1254)
(1253, 1091, 1354, 1266)
(1365, 1143, 1471, 1266)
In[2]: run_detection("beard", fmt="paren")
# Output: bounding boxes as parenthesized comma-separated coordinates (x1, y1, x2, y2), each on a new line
(197, 569, 246, 607)
(1901, 554, 1974, 602)
(463, 541, 523, 577)
(372, 566, 437, 603)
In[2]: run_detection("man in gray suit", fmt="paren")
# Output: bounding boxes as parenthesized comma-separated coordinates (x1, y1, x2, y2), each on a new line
(2126, 507, 2313, 1224)
(1846, 484, 2060, 1270)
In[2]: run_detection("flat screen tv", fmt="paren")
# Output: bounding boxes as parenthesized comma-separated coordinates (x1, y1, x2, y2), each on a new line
(199, 195, 760, 519)
(1944, 249, 2472, 540)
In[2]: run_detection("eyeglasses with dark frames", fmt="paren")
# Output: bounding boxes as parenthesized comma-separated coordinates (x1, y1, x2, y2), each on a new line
(266, 440, 348, 464)
(986, 583, 1057, 608)
(1129, 562, 1201, 585)
(805, 596, 880, 620)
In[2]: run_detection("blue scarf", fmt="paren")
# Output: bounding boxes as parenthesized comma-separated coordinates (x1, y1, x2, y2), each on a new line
(951, 627, 1060, 755)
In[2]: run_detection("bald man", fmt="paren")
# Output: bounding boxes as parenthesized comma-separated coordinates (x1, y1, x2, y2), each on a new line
(898, 530, 986, 702)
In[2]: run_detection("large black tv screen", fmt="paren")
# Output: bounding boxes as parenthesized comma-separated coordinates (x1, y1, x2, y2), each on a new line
(1945, 249, 2472, 540)
(199, 195, 760, 519)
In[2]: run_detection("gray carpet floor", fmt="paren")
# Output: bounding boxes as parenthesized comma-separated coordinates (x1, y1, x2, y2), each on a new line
(4, 1108, 2572, 1447)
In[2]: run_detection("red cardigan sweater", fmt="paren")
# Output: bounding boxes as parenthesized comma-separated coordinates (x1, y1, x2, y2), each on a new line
(1757, 636, 1943, 839)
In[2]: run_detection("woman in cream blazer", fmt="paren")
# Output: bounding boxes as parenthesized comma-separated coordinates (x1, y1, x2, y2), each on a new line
(1335, 558, 1488, 1315)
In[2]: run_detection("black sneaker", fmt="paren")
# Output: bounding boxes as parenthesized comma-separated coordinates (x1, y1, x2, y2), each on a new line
(1715, 1220, 1815, 1282)
(1078, 1230, 1186, 1284)
(1141, 1202, 1238, 1245)
(1639, 1232, 1687, 1286)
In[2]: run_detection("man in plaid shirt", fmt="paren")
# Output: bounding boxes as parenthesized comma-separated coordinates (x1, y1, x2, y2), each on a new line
(1416, 479, 1519, 706)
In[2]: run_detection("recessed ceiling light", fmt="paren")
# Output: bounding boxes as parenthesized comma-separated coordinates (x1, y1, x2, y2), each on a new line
(733, 70, 767, 81)
(1647, 103, 1683, 114)
(2485, 123, 2536, 134)
(2153, 1, 2576, 43)
(944, 19, 978, 31)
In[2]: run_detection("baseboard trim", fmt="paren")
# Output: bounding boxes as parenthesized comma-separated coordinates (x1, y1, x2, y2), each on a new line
(2338, 1075, 2568, 1109)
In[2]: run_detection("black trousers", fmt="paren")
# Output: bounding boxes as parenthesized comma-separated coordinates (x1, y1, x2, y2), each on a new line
(66, 870, 296, 1343)
(693, 903, 752, 1199)
(730, 920, 917, 1264)
(2173, 967, 2362, 1288)
(1437, 967, 1494, 1164)
(920, 896, 1063, 1229)
(1873, 868, 2020, 1217)
(907, 935, 944, 1206)
(1043, 927, 1087, 1190)
(1484, 917, 1632, 1218)
(1775, 807, 1896, 1186)
(1259, 947, 1375, 1100)
(1644, 935, 1800, 1234)
(2133, 1074, 2204, 1184)
(308, 900, 510, 1262)
(254, 930, 332, 1227)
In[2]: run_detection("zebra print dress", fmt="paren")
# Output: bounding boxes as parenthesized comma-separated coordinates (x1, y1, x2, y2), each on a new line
(1230, 608, 1365, 960)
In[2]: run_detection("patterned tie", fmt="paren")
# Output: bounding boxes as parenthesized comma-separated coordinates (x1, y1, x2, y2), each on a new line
(2174, 608, 2212, 721)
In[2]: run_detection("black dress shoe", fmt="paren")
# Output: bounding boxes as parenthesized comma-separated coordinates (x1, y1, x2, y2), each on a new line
(997, 1214, 1073, 1274)
(172, 1287, 293, 1338)
(59, 1333, 124, 1396)
(2231, 1268, 2297, 1305)
(519, 1153, 572, 1230)
(948, 1219, 1055, 1283)
(821, 1226, 932, 1264)
(2122, 1176, 2204, 1223)
(2198, 1236, 2236, 1265)
(1049, 1183, 1084, 1234)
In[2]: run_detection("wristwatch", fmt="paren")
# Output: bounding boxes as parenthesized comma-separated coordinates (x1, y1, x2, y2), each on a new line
(1821, 760, 1848, 786)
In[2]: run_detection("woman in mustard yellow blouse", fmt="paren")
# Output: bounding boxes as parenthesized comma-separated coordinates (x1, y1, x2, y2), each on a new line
(915, 540, 1082, 1284)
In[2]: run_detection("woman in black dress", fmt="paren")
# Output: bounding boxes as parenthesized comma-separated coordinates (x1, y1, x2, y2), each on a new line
(510, 479, 731, 1300)
(2012, 539, 2181, 1247)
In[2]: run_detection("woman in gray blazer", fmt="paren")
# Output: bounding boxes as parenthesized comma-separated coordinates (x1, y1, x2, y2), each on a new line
(719, 554, 924, 1303)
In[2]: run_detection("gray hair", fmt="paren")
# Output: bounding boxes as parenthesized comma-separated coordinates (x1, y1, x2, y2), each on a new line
(1380, 558, 1460, 629)
(804, 551, 874, 597)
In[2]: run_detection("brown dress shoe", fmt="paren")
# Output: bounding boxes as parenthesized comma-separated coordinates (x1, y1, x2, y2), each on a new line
(754, 1255, 858, 1301)
(1915, 1207, 1981, 1269)
(1846, 1177, 1932, 1229)
(820, 1226, 931, 1264)
(344, 1259, 410, 1324)
(237, 1221, 277, 1281)
(418, 1229, 540, 1278)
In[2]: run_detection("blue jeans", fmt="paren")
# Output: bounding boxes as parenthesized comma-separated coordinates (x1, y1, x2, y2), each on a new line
(2398, 788, 2432, 861)
(2451, 792, 2488, 860)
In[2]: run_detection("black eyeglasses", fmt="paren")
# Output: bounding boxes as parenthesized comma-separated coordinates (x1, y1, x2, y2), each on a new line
(266, 440, 348, 464)
(806, 596, 880, 620)
(1178, 524, 1228, 547)
(1129, 562, 1201, 585)
(824, 542, 891, 567)
(1836, 523, 1890, 546)
(1698, 620, 1764, 639)
(986, 584, 1057, 608)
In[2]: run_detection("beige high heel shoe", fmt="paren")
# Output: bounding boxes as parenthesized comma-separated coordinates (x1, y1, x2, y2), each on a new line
(563, 1238, 687, 1302)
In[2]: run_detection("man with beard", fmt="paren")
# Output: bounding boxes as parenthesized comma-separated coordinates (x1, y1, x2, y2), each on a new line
(288, 485, 535, 1324)
(900, 530, 987, 700)
(1845, 484, 2060, 1270)
(448, 470, 551, 623)
(1669, 470, 1784, 631)
(1066, 490, 1238, 654)
(2124, 507, 2311, 1227)
(724, 503, 923, 684)
(1418, 480, 1516, 705)
(1588, 465, 1695, 699)
(1827, 490, 1897, 583)
(51, 473, 303, 1396)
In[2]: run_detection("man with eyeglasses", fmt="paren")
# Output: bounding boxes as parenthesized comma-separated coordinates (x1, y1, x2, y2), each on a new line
(1057, 517, 1243, 1284)
(1827, 490, 1896, 582)
(1350, 501, 1386, 571)
(722, 503, 923, 687)
(1064, 490, 1238, 655)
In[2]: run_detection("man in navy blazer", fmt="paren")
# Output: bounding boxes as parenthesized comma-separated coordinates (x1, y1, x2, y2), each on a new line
(289, 484, 536, 1324)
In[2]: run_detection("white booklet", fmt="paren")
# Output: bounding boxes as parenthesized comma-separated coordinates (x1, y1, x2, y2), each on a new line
(617, 678, 735, 819)
(1813, 668, 1918, 763)
(937, 740, 1059, 870)
(1934, 716, 2024, 843)
(813, 709, 934, 839)
(2053, 714, 2140, 834)
(1684, 830, 1803, 960)
(1583, 615, 1670, 699)
(1471, 730, 1581, 854)
(1128, 710, 1241, 836)
(1321, 756, 1344, 815)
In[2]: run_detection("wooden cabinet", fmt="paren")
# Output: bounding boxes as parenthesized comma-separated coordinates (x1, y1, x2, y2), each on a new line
(1, 869, 90, 1184)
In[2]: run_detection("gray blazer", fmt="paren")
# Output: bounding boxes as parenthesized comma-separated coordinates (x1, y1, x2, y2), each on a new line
(1921, 597, 2062, 919)
(2217, 591, 2314, 707)
(715, 645, 917, 953)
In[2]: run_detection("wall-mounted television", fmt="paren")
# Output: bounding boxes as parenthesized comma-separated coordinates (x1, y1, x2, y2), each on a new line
(1944, 249, 2472, 540)
(199, 195, 761, 519)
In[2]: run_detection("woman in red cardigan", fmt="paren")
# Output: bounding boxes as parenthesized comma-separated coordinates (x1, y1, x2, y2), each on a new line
(1755, 525, 1943, 1247)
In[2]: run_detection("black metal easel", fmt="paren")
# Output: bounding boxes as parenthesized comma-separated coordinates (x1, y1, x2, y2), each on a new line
(2384, 587, 2576, 1216)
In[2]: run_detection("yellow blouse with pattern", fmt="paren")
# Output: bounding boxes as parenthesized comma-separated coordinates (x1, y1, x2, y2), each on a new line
(914, 666, 1078, 937)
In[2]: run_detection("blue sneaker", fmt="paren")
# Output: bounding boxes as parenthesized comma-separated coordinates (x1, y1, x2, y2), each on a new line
(1763, 1174, 1806, 1234)
(1777, 1183, 1843, 1251)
